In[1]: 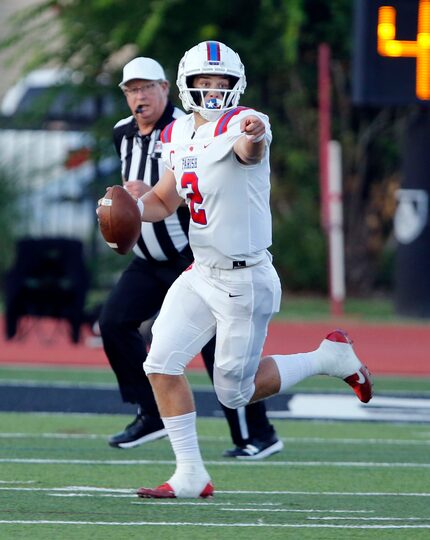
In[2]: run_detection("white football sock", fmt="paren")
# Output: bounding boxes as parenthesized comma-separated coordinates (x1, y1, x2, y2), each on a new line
(272, 351, 321, 392)
(272, 337, 360, 392)
(162, 411, 210, 497)
(162, 412, 207, 469)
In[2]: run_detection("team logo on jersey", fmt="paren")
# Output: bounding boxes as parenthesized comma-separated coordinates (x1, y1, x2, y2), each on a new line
(182, 156, 197, 170)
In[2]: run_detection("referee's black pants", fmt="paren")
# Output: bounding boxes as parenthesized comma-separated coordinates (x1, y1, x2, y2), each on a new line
(99, 255, 275, 446)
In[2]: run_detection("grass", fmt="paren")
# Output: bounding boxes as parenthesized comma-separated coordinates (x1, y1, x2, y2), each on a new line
(0, 412, 429, 539)
(277, 294, 430, 324)
(0, 365, 430, 397)
(0, 295, 429, 537)
(1, 365, 430, 396)
(1, 292, 420, 324)
(1, 293, 429, 328)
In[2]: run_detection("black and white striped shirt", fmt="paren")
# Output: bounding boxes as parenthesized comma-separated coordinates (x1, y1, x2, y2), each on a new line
(113, 102, 191, 262)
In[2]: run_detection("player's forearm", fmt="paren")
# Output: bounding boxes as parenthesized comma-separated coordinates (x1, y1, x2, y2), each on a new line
(123, 179, 151, 199)
(138, 189, 179, 222)
(234, 136, 265, 164)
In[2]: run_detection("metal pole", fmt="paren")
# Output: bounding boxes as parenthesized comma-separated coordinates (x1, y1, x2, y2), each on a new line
(318, 43, 330, 230)
(328, 140, 345, 316)
(318, 43, 345, 316)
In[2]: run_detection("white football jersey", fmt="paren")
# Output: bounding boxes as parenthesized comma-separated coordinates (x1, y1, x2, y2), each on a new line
(161, 107, 273, 268)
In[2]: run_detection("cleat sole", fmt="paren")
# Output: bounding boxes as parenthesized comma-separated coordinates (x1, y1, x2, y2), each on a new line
(137, 481, 214, 499)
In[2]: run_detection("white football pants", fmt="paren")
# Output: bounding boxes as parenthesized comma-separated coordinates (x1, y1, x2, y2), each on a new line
(144, 256, 281, 408)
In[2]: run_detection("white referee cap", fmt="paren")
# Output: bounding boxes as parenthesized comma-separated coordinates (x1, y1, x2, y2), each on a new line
(119, 57, 166, 87)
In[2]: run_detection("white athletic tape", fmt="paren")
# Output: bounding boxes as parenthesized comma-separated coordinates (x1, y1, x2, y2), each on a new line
(100, 198, 112, 206)
(106, 242, 118, 248)
(136, 198, 144, 217)
(245, 132, 265, 143)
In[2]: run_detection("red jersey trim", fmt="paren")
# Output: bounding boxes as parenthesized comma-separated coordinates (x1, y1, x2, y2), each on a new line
(160, 120, 176, 143)
(214, 107, 250, 136)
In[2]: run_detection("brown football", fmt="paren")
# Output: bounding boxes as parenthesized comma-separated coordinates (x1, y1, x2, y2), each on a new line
(98, 185, 141, 255)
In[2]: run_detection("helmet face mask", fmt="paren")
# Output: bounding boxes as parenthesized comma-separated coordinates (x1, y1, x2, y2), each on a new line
(177, 41, 247, 121)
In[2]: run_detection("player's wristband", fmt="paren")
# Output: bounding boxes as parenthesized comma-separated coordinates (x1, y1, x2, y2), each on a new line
(136, 198, 144, 218)
(245, 132, 265, 143)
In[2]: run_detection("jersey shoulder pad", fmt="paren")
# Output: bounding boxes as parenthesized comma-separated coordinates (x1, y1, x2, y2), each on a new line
(214, 106, 251, 137)
(160, 120, 176, 143)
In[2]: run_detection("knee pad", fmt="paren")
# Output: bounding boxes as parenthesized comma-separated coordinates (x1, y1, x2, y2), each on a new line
(213, 367, 254, 409)
(216, 389, 250, 409)
(143, 349, 188, 376)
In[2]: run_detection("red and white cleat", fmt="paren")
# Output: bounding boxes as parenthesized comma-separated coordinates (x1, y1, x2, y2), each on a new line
(323, 329, 373, 403)
(136, 481, 214, 499)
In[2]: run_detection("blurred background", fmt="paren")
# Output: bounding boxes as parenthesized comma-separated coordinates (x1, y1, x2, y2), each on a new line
(0, 0, 429, 344)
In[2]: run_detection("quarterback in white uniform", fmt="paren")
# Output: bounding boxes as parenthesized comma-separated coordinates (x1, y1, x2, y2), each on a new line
(125, 41, 373, 499)
(161, 106, 273, 268)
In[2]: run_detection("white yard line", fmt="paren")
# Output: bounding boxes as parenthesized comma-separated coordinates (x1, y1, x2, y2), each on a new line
(0, 432, 106, 440)
(308, 516, 430, 521)
(220, 490, 430, 496)
(0, 519, 428, 529)
(0, 380, 116, 389)
(0, 480, 35, 484)
(0, 485, 429, 497)
(222, 508, 374, 513)
(0, 457, 429, 468)
(1, 433, 429, 446)
(1, 484, 428, 530)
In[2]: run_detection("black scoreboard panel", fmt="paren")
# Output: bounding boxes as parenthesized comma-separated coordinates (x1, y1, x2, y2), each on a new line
(352, 0, 430, 105)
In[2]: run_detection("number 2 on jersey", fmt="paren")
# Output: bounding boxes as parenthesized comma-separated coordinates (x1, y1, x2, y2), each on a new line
(181, 172, 207, 225)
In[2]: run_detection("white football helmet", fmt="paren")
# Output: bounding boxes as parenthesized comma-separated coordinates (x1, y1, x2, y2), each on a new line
(177, 41, 247, 121)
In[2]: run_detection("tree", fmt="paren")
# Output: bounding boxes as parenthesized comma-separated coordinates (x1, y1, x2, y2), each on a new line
(1, 0, 402, 294)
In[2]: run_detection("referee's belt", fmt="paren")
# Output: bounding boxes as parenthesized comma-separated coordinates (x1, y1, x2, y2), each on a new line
(232, 260, 247, 269)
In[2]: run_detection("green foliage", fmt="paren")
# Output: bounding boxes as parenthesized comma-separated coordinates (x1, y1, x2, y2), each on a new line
(272, 190, 327, 291)
(1, 0, 395, 293)
(0, 167, 20, 288)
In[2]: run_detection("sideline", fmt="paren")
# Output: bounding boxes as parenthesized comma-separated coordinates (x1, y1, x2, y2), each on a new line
(1, 383, 429, 423)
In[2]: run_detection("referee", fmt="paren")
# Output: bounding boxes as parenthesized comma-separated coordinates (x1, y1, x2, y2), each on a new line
(99, 56, 283, 459)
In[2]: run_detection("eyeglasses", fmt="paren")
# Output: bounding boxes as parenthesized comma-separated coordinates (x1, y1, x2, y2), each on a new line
(123, 82, 159, 96)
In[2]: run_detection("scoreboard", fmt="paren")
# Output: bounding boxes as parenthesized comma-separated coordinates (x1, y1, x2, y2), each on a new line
(352, 0, 430, 105)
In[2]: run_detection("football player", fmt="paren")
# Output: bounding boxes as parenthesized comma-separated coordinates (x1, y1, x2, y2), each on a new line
(107, 41, 373, 499)
(98, 55, 282, 460)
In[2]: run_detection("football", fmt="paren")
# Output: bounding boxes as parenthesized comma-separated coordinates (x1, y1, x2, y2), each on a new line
(98, 185, 141, 255)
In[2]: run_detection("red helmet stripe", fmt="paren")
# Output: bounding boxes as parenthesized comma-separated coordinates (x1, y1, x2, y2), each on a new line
(206, 41, 221, 64)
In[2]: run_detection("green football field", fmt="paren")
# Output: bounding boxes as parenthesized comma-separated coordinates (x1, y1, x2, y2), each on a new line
(0, 366, 429, 539)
